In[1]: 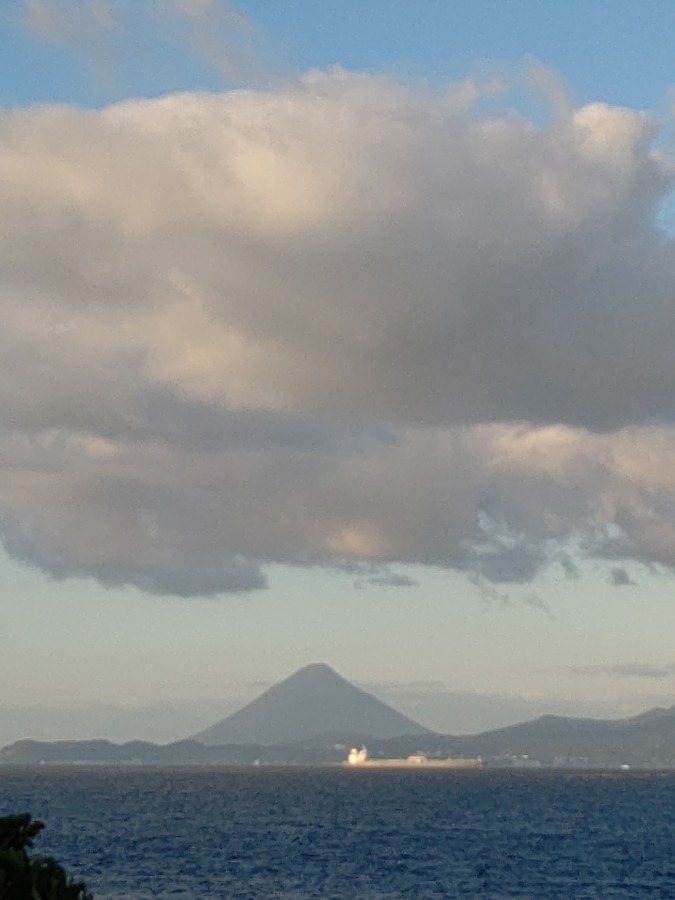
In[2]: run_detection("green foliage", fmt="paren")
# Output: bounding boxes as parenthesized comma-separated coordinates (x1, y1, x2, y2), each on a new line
(0, 814, 93, 899)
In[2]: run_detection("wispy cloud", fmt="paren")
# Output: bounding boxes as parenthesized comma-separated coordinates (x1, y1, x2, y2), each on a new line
(568, 663, 675, 680)
(153, 0, 269, 83)
(353, 570, 418, 589)
(18, 0, 270, 92)
(609, 566, 638, 587)
(560, 555, 581, 580)
(21, 0, 118, 44)
(20, 0, 120, 87)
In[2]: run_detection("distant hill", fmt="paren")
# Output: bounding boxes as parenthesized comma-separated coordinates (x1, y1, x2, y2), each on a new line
(362, 706, 675, 767)
(0, 738, 343, 767)
(5, 703, 675, 767)
(192, 663, 431, 745)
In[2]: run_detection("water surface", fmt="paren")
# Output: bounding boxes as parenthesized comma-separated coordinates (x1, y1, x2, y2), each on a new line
(2, 767, 674, 897)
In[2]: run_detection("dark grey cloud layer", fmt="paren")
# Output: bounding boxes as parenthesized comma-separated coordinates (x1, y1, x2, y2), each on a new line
(2, 71, 675, 595)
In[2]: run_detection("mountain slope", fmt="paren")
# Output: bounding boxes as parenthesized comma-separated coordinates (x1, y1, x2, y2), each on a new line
(192, 663, 431, 745)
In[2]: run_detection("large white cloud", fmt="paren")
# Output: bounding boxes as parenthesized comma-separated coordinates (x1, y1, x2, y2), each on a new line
(2, 70, 675, 595)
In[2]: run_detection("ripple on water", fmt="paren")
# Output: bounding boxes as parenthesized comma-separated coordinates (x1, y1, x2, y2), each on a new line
(2, 768, 675, 898)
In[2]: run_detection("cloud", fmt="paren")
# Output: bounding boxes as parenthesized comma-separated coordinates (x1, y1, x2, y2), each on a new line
(18, 0, 268, 90)
(20, 0, 120, 84)
(2, 71, 675, 595)
(568, 663, 675, 679)
(609, 566, 638, 587)
(153, 0, 270, 83)
(523, 594, 555, 618)
(353, 570, 418, 589)
(21, 0, 118, 45)
(559, 555, 581, 579)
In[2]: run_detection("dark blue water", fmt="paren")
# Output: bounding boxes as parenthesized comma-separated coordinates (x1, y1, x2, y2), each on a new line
(2, 767, 675, 898)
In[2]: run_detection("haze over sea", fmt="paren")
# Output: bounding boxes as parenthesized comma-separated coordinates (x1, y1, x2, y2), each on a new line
(2, 767, 675, 898)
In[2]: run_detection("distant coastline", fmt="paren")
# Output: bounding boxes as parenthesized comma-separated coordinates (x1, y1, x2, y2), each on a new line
(4, 666, 675, 770)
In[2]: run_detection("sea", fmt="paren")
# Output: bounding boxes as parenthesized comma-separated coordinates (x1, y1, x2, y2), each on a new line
(2, 767, 675, 898)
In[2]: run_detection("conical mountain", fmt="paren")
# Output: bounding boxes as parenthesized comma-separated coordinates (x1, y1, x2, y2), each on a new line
(193, 663, 431, 745)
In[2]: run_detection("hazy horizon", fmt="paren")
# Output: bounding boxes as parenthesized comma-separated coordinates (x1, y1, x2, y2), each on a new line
(3, 665, 675, 748)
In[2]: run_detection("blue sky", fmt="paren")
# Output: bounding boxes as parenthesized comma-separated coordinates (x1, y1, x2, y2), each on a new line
(2, 0, 675, 745)
(4, 1, 675, 111)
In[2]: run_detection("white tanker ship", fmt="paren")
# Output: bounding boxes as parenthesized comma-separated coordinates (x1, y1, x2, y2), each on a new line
(345, 746, 482, 769)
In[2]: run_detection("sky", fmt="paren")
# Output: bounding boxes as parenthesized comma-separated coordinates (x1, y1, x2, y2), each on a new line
(3, 0, 675, 745)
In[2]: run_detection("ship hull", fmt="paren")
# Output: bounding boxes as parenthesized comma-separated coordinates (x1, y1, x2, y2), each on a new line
(344, 758, 482, 769)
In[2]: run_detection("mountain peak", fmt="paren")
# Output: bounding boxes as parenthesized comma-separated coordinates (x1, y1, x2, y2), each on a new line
(292, 663, 340, 678)
(193, 664, 430, 746)
(281, 663, 353, 688)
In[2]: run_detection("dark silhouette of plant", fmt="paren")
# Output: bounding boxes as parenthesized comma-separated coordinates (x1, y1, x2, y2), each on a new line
(0, 814, 93, 899)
